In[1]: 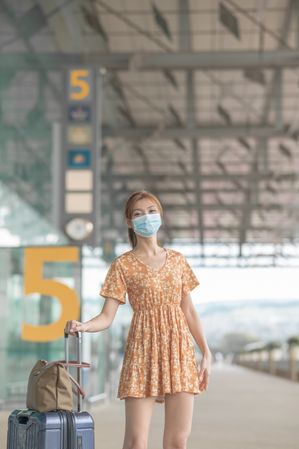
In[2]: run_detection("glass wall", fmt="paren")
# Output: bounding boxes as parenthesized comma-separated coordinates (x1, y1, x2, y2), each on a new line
(0, 244, 133, 407)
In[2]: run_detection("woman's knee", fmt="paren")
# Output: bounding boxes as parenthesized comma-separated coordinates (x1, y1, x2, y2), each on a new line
(123, 435, 148, 449)
(163, 431, 190, 449)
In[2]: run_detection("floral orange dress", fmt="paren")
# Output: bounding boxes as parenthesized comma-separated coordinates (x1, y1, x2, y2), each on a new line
(99, 248, 202, 404)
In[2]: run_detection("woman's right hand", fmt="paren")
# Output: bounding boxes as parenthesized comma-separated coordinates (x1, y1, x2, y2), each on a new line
(64, 320, 88, 336)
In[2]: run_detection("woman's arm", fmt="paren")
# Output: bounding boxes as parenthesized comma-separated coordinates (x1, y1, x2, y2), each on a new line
(180, 292, 212, 391)
(84, 297, 121, 332)
(66, 297, 121, 334)
(180, 293, 211, 356)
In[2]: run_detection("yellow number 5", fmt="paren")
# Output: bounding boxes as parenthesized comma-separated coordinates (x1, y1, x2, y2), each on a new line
(70, 69, 90, 100)
(21, 247, 81, 342)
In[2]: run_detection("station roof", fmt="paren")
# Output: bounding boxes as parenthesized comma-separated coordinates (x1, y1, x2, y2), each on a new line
(1, 0, 299, 265)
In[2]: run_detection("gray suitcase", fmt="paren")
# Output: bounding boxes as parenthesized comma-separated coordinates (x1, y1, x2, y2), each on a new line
(6, 331, 95, 449)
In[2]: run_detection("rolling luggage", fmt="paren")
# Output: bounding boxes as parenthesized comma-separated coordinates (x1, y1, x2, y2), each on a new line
(6, 331, 95, 449)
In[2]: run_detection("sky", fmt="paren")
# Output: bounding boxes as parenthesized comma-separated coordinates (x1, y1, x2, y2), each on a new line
(192, 267, 299, 304)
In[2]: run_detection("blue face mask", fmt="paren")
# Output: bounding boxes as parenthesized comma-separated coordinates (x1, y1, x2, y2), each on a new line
(132, 213, 162, 237)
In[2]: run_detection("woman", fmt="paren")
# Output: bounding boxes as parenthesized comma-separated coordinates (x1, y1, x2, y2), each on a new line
(65, 190, 212, 449)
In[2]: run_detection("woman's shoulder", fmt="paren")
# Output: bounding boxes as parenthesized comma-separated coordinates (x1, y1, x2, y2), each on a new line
(167, 248, 184, 259)
(113, 250, 133, 266)
(168, 248, 182, 256)
(170, 249, 187, 267)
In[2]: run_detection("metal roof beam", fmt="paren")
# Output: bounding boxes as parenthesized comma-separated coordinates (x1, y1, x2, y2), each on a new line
(261, 0, 294, 122)
(99, 225, 294, 232)
(100, 202, 290, 211)
(178, 0, 204, 246)
(2, 50, 299, 70)
(103, 124, 285, 140)
(101, 173, 296, 182)
(37, 0, 84, 52)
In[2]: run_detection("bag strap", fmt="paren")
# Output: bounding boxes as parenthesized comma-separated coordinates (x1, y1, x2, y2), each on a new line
(55, 360, 91, 369)
(68, 372, 86, 398)
(45, 360, 90, 370)
(43, 361, 87, 398)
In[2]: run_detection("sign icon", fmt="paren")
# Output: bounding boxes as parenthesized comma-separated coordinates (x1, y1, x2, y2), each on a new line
(68, 105, 91, 122)
(67, 149, 91, 169)
(67, 126, 92, 145)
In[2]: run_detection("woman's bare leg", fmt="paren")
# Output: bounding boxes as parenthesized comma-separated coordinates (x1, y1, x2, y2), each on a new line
(163, 392, 194, 449)
(122, 396, 156, 449)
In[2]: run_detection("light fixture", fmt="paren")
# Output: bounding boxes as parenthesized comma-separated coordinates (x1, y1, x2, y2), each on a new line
(219, 2, 240, 40)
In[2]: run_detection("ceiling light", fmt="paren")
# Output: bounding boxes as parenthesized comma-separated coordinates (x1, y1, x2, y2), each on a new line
(151, 3, 172, 41)
(243, 69, 266, 86)
(279, 143, 293, 159)
(81, 5, 108, 42)
(163, 70, 178, 89)
(217, 104, 232, 124)
(219, 2, 240, 40)
(168, 105, 183, 126)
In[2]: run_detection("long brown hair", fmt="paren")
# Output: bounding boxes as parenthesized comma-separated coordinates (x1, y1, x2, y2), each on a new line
(124, 190, 164, 249)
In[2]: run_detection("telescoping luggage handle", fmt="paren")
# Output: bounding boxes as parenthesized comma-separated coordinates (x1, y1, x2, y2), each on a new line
(64, 330, 84, 412)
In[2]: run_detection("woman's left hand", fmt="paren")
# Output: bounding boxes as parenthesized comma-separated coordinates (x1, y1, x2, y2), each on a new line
(197, 350, 212, 392)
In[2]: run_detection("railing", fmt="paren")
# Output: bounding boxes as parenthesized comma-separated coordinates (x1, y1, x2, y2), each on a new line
(235, 339, 299, 382)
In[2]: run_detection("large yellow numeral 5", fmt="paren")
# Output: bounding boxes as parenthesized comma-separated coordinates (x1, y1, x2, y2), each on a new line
(70, 69, 90, 100)
(21, 247, 80, 342)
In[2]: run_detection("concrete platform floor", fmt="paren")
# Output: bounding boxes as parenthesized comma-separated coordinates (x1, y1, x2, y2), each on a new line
(1, 362, 298, 449)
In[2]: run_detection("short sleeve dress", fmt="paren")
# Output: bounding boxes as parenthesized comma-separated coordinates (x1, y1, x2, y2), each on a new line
(99, 248, 202, 404)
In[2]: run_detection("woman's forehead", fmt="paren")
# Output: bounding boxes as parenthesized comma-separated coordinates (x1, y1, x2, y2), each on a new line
(133, 200, 157, 211)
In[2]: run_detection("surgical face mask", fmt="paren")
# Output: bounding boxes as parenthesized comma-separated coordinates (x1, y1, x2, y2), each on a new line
(131, 213, 162, 237)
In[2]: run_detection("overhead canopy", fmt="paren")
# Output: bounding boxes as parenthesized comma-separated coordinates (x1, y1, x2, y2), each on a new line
(1, 0, 299, 265)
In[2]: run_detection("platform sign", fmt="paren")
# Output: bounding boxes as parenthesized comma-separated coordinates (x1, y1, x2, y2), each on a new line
(58, 68, 99, 246)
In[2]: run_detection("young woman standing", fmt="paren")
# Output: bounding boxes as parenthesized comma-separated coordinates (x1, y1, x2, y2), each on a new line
(65, 190, 212, 449)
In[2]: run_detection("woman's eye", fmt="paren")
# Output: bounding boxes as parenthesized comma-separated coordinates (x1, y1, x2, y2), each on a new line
(133, 210, 157, 217)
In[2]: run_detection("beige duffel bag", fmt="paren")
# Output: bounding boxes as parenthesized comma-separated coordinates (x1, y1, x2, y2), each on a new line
(26, 359, 90, 413)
